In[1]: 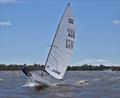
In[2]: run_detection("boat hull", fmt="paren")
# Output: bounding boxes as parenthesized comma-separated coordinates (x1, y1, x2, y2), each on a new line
(31, 71, 62, 86)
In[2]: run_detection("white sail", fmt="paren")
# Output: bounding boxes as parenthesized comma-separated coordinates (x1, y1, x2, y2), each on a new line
(45, 3, 76, 79)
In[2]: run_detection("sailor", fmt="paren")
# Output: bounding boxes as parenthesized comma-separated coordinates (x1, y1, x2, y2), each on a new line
(22, 65, 31, 77)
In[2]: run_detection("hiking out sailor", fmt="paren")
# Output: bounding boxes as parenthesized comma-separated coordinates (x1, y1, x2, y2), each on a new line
(22, 65, 31, 77)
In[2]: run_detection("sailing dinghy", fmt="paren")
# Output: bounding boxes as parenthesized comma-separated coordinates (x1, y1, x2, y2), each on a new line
(22, 3, 76, 86)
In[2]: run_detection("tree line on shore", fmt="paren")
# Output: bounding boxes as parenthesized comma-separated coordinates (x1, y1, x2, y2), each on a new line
(0, 64, 120, 71)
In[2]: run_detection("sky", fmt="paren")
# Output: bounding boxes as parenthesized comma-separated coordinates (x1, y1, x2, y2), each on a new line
(0, 0, 120, 66)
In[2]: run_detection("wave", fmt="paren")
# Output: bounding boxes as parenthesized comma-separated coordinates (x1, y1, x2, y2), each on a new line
(0, 78, 3, 81)
(22, 78, 40, 87)
(93, 78, 101, 81)
(22, 82, 37, 87)
(75, 80, 89, 86)
(54, 78, 89, 87)
(109, 76, 120, 82)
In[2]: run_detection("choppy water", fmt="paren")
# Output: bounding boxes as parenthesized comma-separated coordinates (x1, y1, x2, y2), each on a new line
(0, 71, 120, 98)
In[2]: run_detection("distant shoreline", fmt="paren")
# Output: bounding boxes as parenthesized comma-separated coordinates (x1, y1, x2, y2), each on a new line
(0, 64, 120, 71)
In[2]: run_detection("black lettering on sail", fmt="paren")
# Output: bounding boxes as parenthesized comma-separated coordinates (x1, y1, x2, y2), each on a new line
(66, 39, 74, 50)
(52, 69, 61, 75)
(67, 28, 75, 39)
(68, 18, 74, 24)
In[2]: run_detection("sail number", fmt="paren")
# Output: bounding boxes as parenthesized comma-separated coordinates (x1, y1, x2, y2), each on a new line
(68, 28, 75, 39)
(66, 39, 74, 50)
(68, 18, 74, 24)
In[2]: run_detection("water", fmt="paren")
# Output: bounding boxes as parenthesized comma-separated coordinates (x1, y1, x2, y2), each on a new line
(0, 71, 120, 98)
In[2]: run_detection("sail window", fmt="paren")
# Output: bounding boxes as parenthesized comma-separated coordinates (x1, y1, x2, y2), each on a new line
(66, 39, 74, 50)
(67, 28, 75, 39)
(68, 18, 74, 24)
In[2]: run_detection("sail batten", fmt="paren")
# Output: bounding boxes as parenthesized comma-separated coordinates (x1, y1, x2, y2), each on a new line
(45, 3, 76, 79)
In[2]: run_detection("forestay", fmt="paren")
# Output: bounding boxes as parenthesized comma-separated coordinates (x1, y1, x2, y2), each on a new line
(45, 3, 76, 79)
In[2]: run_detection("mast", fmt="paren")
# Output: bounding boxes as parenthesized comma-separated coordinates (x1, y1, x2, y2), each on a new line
(41, 3, 71, 76)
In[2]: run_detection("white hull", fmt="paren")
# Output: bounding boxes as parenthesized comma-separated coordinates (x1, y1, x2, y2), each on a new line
(31, 71, 62, 86)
